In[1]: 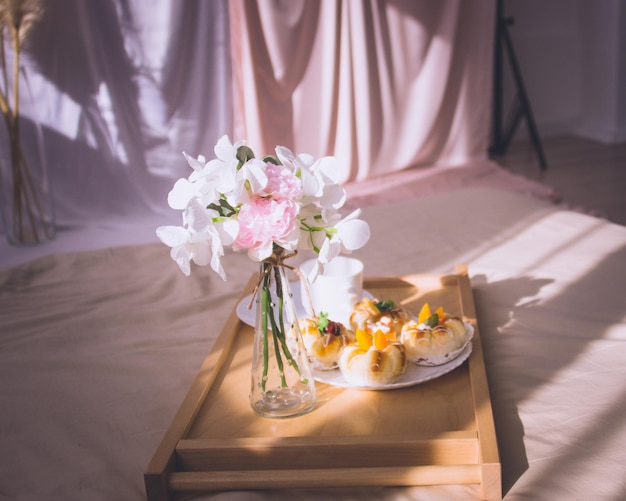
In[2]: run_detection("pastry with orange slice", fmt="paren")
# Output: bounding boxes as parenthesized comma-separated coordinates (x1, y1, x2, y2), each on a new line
(400, 302, 473, 365)
(349, 298, 411, 337)
(338, 328, 407, 386)
(299, 313, 355, 370)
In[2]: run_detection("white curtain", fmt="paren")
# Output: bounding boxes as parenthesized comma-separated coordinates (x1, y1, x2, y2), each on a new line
(14, 0, 231, 227)
(4, 0, 494, 231)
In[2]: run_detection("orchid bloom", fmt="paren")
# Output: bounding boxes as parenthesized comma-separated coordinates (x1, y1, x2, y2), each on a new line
(275, 146, 346, 209)
(229, 157, 268, 206)
(317, 209, 370, 264)
(156, 225, 227, 280)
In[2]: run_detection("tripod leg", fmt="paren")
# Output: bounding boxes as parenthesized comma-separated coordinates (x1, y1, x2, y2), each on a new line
(501, 95, 524, 152)
(490, 2, 505, 156)
(501, 21, 548, 170)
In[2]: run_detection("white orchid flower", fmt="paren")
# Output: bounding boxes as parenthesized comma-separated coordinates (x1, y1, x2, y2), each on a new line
(276, 146, 347, 209)
(274, 145, 302, 168)
(182, 152, 207, 173)
(213, 217, 238, 247)
(296, 205, 330, 253)
(318, 209, 370, 264)
(167, 178, 197, 210)
(186, 134, 243, 199)
(228, 158, 268, 206)
(156, 225, 188, 271)
(213, 134, 244, 166)
(167, 149, 236, 212)
(275, 147, 319, 196)
(182, 198, 215, 232)
(183, 151, 236, 204)
(183, 198, 238, 271)
(205, 225, 229, 280)
(310, 157, 346, 209)
(158, 225, 228, 280)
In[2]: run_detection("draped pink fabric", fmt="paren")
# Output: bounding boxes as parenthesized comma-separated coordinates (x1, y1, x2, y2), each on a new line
(230, 0, 496, 183)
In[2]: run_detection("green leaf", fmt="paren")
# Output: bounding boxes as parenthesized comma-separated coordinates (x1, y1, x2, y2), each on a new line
(425, 313, 439, 328)
(262, 155, 281, 165)
(207, 202, 222, 213)
(317, 312, 329, 332)
(207, 198, 236, 217)
(236, 145, 255, 166)
(218, 199, 236, 217)
(376, 300, 395, 312)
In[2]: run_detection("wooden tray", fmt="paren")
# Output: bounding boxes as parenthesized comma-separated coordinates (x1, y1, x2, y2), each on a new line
(144, 264, 501, 500)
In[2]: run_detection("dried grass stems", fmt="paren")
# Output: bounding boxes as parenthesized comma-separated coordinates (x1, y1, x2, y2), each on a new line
(0, 0, 49, 243)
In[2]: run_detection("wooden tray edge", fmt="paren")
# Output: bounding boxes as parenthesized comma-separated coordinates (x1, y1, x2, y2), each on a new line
(455, 264, 502, 501)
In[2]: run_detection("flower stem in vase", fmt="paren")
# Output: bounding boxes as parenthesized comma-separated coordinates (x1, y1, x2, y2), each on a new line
(250, 261, 316, 418)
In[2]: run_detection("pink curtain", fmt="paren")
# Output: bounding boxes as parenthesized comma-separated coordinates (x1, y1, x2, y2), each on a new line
(230, 0, 496, 183)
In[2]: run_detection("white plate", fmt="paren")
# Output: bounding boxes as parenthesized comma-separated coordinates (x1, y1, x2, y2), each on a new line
(312, 341, 472, 390)
(236, 285, 373, 327)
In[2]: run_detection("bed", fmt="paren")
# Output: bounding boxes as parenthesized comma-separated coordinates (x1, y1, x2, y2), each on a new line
(2, 186, 625, 500)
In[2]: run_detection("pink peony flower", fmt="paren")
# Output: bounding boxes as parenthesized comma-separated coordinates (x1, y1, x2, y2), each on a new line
(264, 163, 303, 200)
(235, 196, 298, 250)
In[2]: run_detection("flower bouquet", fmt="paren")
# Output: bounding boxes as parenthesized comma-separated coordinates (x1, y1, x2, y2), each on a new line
(157, 135, 370, 417)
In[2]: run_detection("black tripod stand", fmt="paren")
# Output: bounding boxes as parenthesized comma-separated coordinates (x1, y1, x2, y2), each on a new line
(489, 0, 547, 171)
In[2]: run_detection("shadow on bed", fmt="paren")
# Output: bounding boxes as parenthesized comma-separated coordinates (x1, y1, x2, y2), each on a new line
(472, 242, 626, 494)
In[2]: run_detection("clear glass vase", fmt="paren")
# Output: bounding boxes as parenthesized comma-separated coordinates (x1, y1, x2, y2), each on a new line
(250, 260, 316, 418)
(0, 66, 55, 246)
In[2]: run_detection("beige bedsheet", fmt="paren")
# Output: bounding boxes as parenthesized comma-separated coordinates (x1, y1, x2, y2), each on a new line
(1, 187, 625, 500)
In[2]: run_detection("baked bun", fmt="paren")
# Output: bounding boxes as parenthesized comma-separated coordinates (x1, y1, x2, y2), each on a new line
(299, 314, 355, 370)
(400, 303, 471, 364)
(338, 329, 407, 386)
(349, 298, 410, 338)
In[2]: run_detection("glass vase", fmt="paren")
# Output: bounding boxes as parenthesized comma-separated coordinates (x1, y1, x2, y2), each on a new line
(250, 260, 316, 418)
(0, 66, 55, 246)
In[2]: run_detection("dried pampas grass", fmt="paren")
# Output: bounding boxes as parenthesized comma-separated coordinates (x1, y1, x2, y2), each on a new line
(0, 0, 43, 46)
(0, 0, 51, 244)
(1, 0, 43, 116)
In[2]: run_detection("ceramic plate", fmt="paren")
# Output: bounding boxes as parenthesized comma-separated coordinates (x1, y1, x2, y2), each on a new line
(312, 341, 472, 390)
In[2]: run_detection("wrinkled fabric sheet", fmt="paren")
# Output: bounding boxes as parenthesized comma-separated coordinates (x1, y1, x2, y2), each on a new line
(1, 187, 625, 500)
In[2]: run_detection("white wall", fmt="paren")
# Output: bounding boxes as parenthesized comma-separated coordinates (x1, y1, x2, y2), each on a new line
(502, 0, 626, 144)
(577, 0, 626, 142)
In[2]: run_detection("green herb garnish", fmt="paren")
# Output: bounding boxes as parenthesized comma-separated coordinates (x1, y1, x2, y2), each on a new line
(317, 312, 330, 332)
(425, 313, 439, 328)
(375, 300, 395, 312)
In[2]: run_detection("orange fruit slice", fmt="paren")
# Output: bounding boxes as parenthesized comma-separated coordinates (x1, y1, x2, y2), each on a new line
(355, 328, 372, 351)
(418, 303, 431, 324)
(435, 306, 445, 323)
(374, 329, 389, 350)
